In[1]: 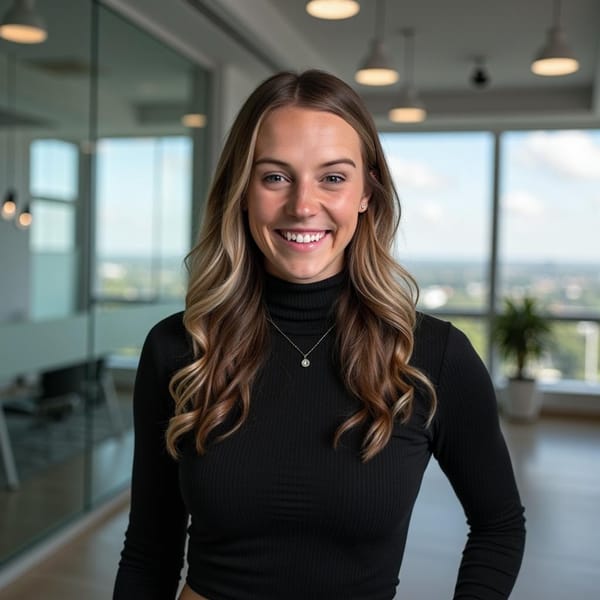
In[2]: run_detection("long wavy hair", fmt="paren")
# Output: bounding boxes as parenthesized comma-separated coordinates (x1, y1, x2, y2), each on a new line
(166, 69, 436, 462)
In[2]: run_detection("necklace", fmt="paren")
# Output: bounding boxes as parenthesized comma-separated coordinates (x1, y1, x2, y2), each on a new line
(267, 317, 335, 368)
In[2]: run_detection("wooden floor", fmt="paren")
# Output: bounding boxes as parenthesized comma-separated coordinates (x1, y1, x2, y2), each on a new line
(1, 416, 599, 599)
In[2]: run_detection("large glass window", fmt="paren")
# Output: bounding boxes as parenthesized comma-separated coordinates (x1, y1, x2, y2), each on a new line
(95, 136, 192, 301)
(381, 132, 493, 361)
(382, 129, 600, 382)
(499, 130, 600, 382)
(381, 133, 494, 314)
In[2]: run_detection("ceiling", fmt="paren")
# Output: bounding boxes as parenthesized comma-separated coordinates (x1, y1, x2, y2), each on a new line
(196, 0, 600, 130)
(2, 0, 599, 134)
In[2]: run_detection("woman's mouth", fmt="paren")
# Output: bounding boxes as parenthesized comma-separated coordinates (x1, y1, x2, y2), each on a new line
(277, 230, 329, 244)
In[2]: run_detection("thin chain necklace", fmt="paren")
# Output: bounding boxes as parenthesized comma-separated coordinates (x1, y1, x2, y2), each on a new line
(267, 317, 335, 368)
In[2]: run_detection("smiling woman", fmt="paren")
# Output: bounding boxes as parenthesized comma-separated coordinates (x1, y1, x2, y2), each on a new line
(246, 106, 370, 283)
(114, 70, 525, 600)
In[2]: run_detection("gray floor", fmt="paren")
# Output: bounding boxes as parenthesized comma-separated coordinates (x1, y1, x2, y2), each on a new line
(1, 416, 599, 599)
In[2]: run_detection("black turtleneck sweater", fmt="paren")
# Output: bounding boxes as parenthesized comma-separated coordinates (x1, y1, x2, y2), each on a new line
(114, 273, 525, 600)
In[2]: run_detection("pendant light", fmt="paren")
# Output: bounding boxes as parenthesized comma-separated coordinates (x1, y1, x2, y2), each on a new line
(0, 0, 47, 44)
(16, 203, 32, 229)
(389, 29, 426, 123)
(181, 113, 207, 128)
(1, 189, 17, 220)
(354, 0, 398, 86)
(306, 0, 360, 20)
(182, 67, 208, 128)
(2, 54, 19, 222)
(531, 0, 579, 76)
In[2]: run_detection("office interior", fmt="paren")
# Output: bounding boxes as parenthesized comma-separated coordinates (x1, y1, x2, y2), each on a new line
(0, 0, 598, 598)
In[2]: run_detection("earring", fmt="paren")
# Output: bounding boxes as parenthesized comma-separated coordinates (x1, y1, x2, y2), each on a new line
(360, 201, 367, 211)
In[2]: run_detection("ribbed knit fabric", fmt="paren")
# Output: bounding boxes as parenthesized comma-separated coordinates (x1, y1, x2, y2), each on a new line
(114, 273, 525, 600)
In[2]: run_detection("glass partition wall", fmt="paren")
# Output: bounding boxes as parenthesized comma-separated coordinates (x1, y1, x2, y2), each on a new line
(0, 0, 210, 567)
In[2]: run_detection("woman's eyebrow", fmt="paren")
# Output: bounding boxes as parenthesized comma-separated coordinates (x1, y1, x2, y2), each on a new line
(254, 157, 357, 168)
(253, 157, 290, 168)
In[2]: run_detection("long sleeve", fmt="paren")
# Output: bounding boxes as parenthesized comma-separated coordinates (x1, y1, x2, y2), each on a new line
(431, 325, 526, 599)
(113, 315, 190, 599)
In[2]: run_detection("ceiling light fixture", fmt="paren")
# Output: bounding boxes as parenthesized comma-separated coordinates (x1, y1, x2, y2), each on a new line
(181, 113, 207, 128)
(16, 203, 32, 229)
(306, 0, 360, 20)
(389, 28, 426, 123)
(354, 0, 398, 86)
(1, 190, 17, 220)
(0, 0, 47, 44)
(531, 0, 579, 76)
(2, 54, 20, 223)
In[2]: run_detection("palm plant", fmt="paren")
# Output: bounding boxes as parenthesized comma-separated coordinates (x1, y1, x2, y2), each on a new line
(493, 296, 551, 380)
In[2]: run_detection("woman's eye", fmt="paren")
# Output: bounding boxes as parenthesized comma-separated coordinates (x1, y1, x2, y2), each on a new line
(263, 173, 287, 184)
(323, 174, 345, 184)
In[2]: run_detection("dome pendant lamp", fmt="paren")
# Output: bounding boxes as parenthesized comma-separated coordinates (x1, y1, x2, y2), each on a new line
(389, 28, 426, 123)
(2, 54, 20, 222)
(306, 0, 360, 20)
(355, 0, 398, 86)
(0, 0, 47, 44)
(531, 0, 579, 76)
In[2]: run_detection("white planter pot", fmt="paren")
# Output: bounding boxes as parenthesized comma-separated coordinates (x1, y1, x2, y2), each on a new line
(505, 378, 540, 421)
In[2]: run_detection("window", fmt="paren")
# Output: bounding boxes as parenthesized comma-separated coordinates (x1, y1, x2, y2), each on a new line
(382, 129, 600, 382)
(381, 132, 493, 314)
(499, 130, 600, 382)
(94, 136, 192, 301)
(29, 139, 79, 319)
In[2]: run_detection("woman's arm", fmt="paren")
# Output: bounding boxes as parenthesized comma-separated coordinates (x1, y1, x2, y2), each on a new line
(113, 315, 190, 599)
(432, 325, 526, 600)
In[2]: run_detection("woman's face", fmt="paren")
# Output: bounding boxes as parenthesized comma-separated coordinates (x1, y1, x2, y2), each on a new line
(246, 106, 370, 284)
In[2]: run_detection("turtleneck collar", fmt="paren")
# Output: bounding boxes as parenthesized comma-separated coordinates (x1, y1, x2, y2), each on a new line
(264, 271, 345, 334)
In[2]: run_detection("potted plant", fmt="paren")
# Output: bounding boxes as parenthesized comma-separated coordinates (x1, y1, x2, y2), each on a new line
(493, 296, 551, 420)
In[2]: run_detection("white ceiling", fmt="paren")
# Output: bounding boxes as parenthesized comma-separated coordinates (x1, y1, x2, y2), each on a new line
(197, 0, 600, 130)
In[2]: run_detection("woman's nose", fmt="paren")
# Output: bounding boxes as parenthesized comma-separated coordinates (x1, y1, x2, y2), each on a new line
(286, 180, 318, 217)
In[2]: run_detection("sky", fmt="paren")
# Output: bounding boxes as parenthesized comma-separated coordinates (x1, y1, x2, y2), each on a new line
(381, 129, 600, 264)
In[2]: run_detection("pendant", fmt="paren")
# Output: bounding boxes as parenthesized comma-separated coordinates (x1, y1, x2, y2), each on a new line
(301, 358, 310, 368)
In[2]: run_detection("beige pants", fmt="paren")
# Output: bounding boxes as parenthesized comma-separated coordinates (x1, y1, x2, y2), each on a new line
(179, 584, 209, 600)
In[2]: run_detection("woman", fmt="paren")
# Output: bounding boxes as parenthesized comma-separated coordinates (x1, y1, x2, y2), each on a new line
(114, 70, 525, 600)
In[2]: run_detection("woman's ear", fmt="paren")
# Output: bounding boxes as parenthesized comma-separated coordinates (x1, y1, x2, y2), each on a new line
(359, 169, 377, 213)
(359, 193, 370, 213)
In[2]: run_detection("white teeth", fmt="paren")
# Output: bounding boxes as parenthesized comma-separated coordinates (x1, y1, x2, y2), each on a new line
(282, 231, 325, 244)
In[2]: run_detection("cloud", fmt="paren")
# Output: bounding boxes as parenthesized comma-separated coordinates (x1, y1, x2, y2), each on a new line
(521, 131, 600, 180)
(387, 156, 448, 191)
(418, 201, 445, 223)
(502, 190, 544, 217)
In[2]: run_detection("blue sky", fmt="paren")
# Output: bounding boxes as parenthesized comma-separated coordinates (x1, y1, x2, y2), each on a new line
(381, 130, 600, 264)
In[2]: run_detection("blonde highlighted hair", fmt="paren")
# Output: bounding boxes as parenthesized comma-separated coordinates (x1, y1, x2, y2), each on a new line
(166, 70, 436, 462)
